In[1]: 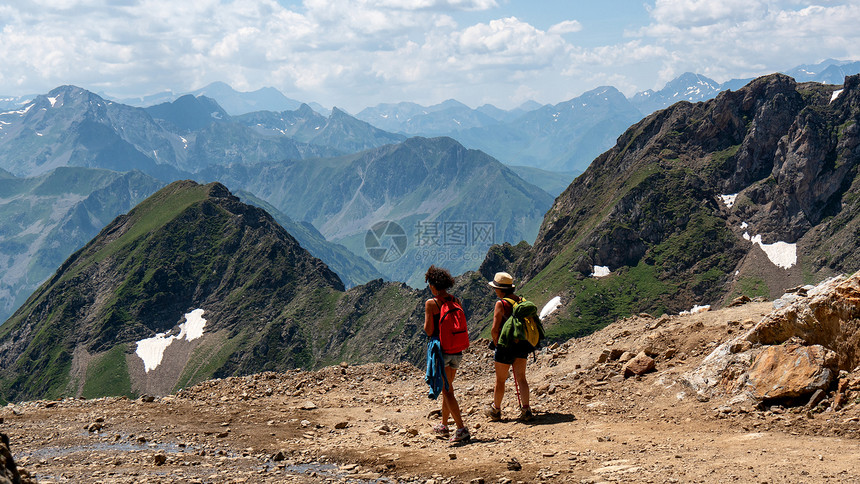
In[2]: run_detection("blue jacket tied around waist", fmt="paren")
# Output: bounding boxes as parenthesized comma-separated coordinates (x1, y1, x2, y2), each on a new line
(425, 338, 449, 399)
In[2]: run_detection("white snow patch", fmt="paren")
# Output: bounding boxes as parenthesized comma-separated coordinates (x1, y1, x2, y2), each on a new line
(749, 235, 796, 269)
(740, 221, 748, 229)
(591, 265, 611, 278)
(743, 232, 751, 241)
(719, 194, 738, 208)
(1, 103, 33, 116)
(680, 305, 710, 315)
(540, 296, 562, 320)
(180, 308, 207, 340)
(48, 96, 58, 107)
(831, 89, 844, 103)
(135, 309, 207, 373)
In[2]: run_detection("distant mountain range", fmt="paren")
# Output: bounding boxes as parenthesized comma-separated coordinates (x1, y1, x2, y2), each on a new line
(116, 81, 329, 116)
(450, 86, 645, 173)
(5, 60, 858, 177)
(350, 59, 860, 173)
(630, 72, 722, 115)
(235, 104, 407, 153)
(0, 94, 36, 111)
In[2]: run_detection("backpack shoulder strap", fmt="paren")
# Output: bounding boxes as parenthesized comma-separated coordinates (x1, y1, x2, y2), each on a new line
(503, 297, 524, 311)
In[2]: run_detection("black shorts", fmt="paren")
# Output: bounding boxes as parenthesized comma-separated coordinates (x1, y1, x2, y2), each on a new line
(494, 341, 532, 365)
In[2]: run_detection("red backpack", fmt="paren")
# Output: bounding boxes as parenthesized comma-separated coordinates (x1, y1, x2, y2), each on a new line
(435, 297, 470, 354)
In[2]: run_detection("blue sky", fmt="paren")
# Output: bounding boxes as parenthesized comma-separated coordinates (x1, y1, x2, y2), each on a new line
(1, 1, 859, 112)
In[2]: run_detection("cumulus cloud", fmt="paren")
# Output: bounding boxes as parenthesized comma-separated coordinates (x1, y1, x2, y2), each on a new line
(0, 0, 586, 109)
(456, 17, 568, 61)
(371, 0, 498, 10)
(647, 0, 768, 27)
(548, 20, 582, 35)
(0, 0, 858, 111)
(638, 0, 860, 86)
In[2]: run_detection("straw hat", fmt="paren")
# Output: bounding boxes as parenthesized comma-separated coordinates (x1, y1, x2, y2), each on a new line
(488, 272, 515, 289)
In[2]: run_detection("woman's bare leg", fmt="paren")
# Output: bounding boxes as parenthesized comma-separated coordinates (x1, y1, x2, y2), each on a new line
(441, 366, 464, 428)
(511, 358, 529, 408)
(493, 362, 510, 410)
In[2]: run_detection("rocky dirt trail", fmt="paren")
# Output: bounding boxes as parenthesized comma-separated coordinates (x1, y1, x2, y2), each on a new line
(4, 297, 860, 483)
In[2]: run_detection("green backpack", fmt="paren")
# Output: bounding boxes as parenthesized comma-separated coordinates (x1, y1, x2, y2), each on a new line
(498, 297, 545, 351)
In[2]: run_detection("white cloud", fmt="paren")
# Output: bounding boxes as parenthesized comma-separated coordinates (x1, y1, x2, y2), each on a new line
(0, 0, 859, 112)
(648, 0, 768, 27)
(548, 19, 582, 35)
(638, 1, 860, 85)
(370, 0, 498, 9)
(456, 17, 568, 63)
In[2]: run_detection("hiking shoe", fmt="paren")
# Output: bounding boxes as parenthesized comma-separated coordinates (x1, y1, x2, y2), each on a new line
(450, 427, 471, 443)
(517, 407, 534, 422)
(432, 423, 450, 437)
(483, 404, 501, 421)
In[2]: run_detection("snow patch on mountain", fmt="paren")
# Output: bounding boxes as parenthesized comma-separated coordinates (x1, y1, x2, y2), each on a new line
(743, 232, 797, 269)
(720, 194, 738, 208)
(540, 296, 562, 319)
(592, 265, 611, 278)
(136, 309, 207, 373)
(1, 103, 33, 116)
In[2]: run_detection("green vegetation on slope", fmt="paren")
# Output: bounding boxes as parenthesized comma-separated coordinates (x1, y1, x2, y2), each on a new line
(82, 344, 134, 399)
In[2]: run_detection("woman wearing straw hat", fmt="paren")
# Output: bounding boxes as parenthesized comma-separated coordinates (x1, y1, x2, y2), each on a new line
(484, 271, 533, 422)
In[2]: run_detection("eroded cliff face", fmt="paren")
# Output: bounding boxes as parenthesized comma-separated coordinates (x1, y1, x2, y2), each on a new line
(519, 73, 859, 320)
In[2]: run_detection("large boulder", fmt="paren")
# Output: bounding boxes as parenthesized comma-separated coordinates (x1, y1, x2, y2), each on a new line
(683, 271, 860, 402)
(747, 273, 860, 370)
(745, 344, 837, 400)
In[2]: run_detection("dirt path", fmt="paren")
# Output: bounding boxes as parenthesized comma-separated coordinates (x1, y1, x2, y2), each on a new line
(4, 302, 860, 483)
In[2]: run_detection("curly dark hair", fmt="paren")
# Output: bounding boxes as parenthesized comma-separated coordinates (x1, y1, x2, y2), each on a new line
(425, 265, 455, 291)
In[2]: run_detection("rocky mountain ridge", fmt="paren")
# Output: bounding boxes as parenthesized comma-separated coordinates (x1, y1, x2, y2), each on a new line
(473, 73, 860, 342)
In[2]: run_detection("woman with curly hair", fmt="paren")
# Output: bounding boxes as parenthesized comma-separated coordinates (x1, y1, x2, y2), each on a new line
(424, 265, 470, 443)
